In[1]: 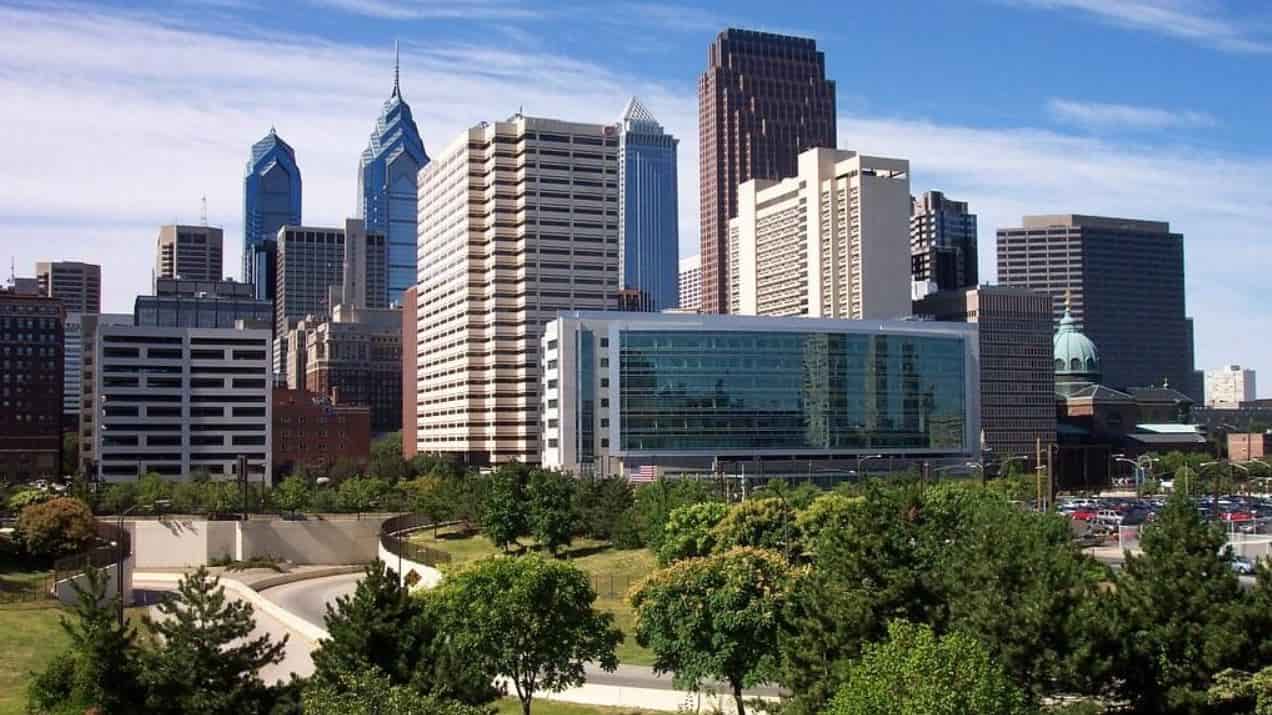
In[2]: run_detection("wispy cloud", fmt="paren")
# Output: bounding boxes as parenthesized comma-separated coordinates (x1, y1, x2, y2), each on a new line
(1046, 98, 1218, 130)
(308, 0, 541, 21)
(1004, 0, 1272, 53)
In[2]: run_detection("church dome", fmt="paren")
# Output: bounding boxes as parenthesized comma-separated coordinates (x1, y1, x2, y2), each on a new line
(1054, 306, 1101, 381)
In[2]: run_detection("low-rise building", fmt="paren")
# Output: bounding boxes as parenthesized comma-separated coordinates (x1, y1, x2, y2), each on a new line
(135, 278, 271, 328)
(540, 312, 979, 476)
(95, 324, 272, 482)
(0, 289, 65, 482)
(1228, 433, 1270, 463)
(271, 388, 370, 478)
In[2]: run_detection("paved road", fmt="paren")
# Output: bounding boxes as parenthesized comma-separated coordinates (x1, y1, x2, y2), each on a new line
(1086, 549, 1258, 589)
(259, 571, 361, 632)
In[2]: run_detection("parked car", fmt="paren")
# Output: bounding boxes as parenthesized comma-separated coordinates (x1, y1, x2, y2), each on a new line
(1232, 557, 1257, 575)
(1095, 509, 1123, 527)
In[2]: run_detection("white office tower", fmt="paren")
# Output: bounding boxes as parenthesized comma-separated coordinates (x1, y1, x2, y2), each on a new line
(729, 148, 912, 320)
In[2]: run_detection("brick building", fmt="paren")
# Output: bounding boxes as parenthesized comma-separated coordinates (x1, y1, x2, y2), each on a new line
(271, 388, 371, 478)
(1, 289, 65, 482)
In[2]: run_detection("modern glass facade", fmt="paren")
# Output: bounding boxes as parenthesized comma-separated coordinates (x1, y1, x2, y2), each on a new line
(357, 57, 429, 305)
(618, 331, 967, 452)
(243, 128, 302, 301)
(134, 295, 273, 328)
(618, 98, 679, 311)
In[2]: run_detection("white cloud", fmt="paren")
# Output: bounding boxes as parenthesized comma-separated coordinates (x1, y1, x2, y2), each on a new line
(1004, 0, 1272, 53)
(307, 0, 541, 21)
(1046, 98, 1218, 130)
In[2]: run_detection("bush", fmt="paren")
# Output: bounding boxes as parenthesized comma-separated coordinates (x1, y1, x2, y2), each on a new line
(7, 487, 48, 512)
(17, 497, 97, 558)
(657, 501, 729, 565)
(711, 497, 800, 558)
(631, 478, 721, 552)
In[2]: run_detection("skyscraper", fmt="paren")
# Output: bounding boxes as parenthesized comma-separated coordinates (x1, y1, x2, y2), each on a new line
(678, 255, 701, 312)
(698, 28, 837, 313)
(997, 214, 1198, 399)
(358, 44, 429, 306)
(910, 191, 977, 295)
(35, 261, 101, 314)
(1204, 365, 1257, 408)
(0, 288, 64, 482)
(617, 97, 679, 311)
(415, 114, 620, 464)
(155, 225, 223, 282)
(729, 148, 912, 321)
(243, 128, 302, 301)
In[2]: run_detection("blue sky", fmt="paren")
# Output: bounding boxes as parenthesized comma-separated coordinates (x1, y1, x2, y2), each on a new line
(0, 0, 1269, 394)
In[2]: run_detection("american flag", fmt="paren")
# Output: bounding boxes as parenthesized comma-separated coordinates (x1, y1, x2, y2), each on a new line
(628, 465, 657, 483)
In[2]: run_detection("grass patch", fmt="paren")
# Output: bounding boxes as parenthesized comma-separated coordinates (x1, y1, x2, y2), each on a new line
(0, 603, 70, 715)
(411, 526, 657, 666)
(495, 697, 656, 715)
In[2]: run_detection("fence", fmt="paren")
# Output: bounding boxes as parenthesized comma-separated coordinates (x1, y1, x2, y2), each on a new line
(378, 513, 453, 568)
(589, 572, 639, 600)
(0, 573, 54, 603)
(52, 520, 131, 586)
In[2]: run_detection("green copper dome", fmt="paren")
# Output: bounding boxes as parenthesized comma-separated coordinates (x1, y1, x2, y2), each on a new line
(1054, 306, 1101, 382)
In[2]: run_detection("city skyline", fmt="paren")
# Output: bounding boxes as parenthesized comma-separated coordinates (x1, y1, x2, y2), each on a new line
(1, 0, 1270, 392)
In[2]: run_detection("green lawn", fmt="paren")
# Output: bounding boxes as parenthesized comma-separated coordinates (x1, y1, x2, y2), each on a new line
(495, 697, 656, 715)
(0, 567, 51, 604)
(0, 603, 70, 715)
(411, 527, 657, 665)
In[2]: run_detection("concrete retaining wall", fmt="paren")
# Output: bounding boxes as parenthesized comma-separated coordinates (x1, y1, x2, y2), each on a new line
(128, 516, 386, 568)
(54, 560, 132, 607)
(377, 541, 443, 590)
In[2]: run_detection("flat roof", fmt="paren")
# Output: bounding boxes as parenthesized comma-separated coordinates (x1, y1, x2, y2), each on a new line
(554, 311, 977, 339)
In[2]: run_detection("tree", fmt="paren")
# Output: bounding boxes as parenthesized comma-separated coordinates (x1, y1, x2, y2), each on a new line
(27, 567, 145, 714)
(1209, 666, 1272, 715)
(827, 621, 1028, 715)
(793, 493, 860, 555)
(631, 547, 792, 715)
(527, 469, 576, 555)
(97, 482, 138, 514)
(273, 474, 311, 517)
(631, 477, 721, 552)
(1106, 491, 1258, 713)
(201, 480, 237, 516)
(303, 667, 486, 715)
(7, 486, 48, 512)
(17, 496, 96, 558)
(61, 432, 79, 476)
(573, 475, 634, 541)
(403, 476, 453, 536)
(329, 458, 361, 483)
(337, 476, 389, 518)
(710, 497, 800, 560)
(369, 432, 409, 483)
(137, 472, 171, 509)
(142, 566, 286, 714)
(481, 465, 529, 552)
(433, 554, 622, 715)
(656, 501, 729, 565)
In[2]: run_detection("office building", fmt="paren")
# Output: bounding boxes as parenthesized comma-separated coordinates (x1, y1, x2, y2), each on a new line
(617, 97, 679, 311)
(75, 313, 132, 473)
(0, 289, 64, 482)
(272, 388, 370, 479)
(729, 148, 912, 321)
(294, 304, 402, 434)
(1228, 433, 1270, 462)
(910, 191, 977, 296)
(540, 312, 979, 475)
(243, 127, 302, 300)
(155, 225, 223, 282)
(414, 114, 620, 463)
(698, 28, 837, 314)
(135, 278, 271, 328)
(94, 324, 272, 482)
(401, 285, 417, 460)
(914, 286, 1055, 460)
(997, 214, 1198, 399)
(1205, 365, 1257, 409)
(35, 261, 101, 314)
(63, 313, 87, 428)
(10, 277, 39, 295)
(358, 46, 429, 305)
(273, 219, 387, 374)
(677, 256, 701, 312)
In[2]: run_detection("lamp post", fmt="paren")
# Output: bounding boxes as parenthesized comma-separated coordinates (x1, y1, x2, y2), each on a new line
(1113, 455, 1160, 497)
(857, 454, 884, 478)
(116, 498, 170, 625)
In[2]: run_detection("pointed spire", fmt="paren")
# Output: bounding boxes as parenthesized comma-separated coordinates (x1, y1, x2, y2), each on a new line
(392, 40, 400, 98)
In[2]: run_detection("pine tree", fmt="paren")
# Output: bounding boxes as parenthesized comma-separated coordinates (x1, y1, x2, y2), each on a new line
(311, 560, 425, 688)
(142, 566, 286, 714)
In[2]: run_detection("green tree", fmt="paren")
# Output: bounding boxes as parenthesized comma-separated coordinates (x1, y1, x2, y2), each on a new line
(656, 501, 729, 565)
(1209, 666, 1272, 715)
(527, 469, 577, 556)
(137, 472, 171, 509)
(302, 667, 486, 715)
(827, 621, 1028, 715)
(273, 474, 311, 517)
(202, 480, 237, 516)
(17, 496, 96, 558)
(433, 554, 622, 715)
(329, 458, 361, 483)
(403, 476, 453, 536)
(710, 497, 800, 559)
(631, 547, 792, 715)
(481, 465, 530, 552)
(61, 432, 79, 476)
(312, 560, 425, 687)
(97, 482, 137, 514)
(793, 493, 860, 555)
(27, 567, 145, 714)
(1107, 491, 1257, 713)
(573, 475, 634, 541)
(631, 477, 721, 552)
(337, 476, 389, 517)
(7, 486, 49, 512)
(170, 480, 203, 513)
(142, 566, 286, 714)
(369, 432, 409, 483)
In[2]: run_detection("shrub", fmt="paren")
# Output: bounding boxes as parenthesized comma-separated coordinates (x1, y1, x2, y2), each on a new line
(17, 497, 97, 558)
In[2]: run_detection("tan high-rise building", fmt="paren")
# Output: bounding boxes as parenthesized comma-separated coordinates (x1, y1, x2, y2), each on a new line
(155, 225, 224, 282)
(35, 261, 101, 314)
(415, 114, 620, 464)
(728, 148, 912, 321)
(698, 28, 837, 314)
(678, 256, 701, 312)
(1205, 365, 1257, 408)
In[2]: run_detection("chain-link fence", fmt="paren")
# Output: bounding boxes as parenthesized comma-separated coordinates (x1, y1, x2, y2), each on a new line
(589, 572, 639, 600)
(379, 514, 453, 568)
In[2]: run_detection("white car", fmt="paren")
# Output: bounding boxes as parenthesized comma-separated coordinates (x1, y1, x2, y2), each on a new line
(1095, 509, 1123, 527)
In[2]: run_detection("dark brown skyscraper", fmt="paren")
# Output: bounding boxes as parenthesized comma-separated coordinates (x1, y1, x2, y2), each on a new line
(697, 28, 837, 314)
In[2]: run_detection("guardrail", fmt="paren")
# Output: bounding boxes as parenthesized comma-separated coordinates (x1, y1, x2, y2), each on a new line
(52, 520, 131, 586)
(378, 514, 453, 568)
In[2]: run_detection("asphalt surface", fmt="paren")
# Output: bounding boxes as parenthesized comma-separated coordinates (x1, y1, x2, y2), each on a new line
(258, 571, 361, 632)
(1087, 550, 1258, 589)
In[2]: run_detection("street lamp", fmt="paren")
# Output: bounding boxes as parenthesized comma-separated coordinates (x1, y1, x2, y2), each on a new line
(857, 454, 884, 477)
(116, 498, 170, 625)
(1113, 455, 1160, 497)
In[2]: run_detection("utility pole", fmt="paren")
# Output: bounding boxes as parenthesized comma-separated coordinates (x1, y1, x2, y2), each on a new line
(237, 455, 249, 521)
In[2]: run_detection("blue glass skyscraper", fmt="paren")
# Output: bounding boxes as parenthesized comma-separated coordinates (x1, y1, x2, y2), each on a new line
(243, 128, 302, 300)
(358, 44, 429, 305)
(618, 98, 679, 311)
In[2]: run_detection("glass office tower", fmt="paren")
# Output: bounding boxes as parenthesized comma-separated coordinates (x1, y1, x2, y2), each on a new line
(243, 128, 302, 301)
(617, 98, 679, 311)
(357, 47, 429, 305)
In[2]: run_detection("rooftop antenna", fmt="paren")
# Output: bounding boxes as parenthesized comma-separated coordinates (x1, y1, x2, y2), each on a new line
(8, 257, 13, 287)
(200, 195, 208, 226)
(392, 40, 400, 97)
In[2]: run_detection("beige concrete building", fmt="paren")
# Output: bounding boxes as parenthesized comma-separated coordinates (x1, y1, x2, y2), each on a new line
(35, 261, 101, 314)
(155, 225, 223, 282)
(1205, 365, 1256, 408)
(728, 148, 912, 320)
(678, 255, 701, 312)
(414, 114, 620, 464)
